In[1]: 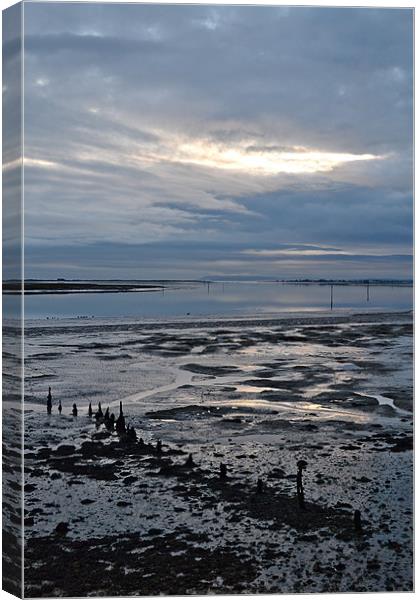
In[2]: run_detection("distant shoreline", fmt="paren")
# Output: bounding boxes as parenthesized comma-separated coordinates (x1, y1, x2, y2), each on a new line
(2, 278, 413, 295)
(3, 281, 165, 295)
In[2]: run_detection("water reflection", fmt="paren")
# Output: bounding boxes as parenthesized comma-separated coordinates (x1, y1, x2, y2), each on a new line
(14, 280, 413, 320)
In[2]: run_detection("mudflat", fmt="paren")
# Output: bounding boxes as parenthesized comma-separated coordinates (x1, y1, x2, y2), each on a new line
(14, 310, 412, 595)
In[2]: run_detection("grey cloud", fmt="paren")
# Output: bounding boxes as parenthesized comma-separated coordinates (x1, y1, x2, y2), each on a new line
(24, 240, 412, 281)
(20, 3, 413, 279)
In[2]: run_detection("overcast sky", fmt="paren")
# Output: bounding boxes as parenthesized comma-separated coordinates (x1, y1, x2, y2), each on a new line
(15, 3, 413, 279)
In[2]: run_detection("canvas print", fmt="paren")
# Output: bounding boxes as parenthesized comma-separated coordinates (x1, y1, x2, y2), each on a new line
(2, 2, 413, 597)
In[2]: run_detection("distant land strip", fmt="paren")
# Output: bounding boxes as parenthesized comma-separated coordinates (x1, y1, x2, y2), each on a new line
(3, 281, 165, 295)
(1, 278, 413, 295)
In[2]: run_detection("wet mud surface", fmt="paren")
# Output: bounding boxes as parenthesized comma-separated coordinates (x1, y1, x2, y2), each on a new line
(21, 311, 413, 595)
(3, 321, 23, 597)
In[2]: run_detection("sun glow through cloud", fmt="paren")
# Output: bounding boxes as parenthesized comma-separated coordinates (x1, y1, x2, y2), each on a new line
(172, 140, 382, 175)
(242, 246, 409, 259)
(23, 129, 384, 181)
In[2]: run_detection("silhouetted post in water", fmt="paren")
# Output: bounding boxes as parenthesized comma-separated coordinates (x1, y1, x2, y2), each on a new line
(127, 425, 137, 442)
(354, 509, 362, 532)
(47, 387, 52, 414)
(330, 285, 334, 311)
(296, 460, 307, 509)
(367, 281, 370, 302)
(257, 478, 264, 494)
(95, 402, 103, 420)
(58, 400, 62, 414)
(220, 463, 227, 480)
(116, 401, 126, 434)
(104, 408, 110, 428)
(104, 408, 114, 430)
(88, 402, 93, 417)
(72, 403, 78, 417)
(185, 453, 194, 467)
(156, 439, 162, 454)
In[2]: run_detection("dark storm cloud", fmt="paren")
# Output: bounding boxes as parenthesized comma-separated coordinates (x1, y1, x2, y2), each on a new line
(21, 3, 413, 279)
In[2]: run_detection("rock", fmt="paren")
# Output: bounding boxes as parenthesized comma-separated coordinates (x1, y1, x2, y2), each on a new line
(55, 445, 76, 456)
(93, 431, 110, 440)
(390, 436, 413, 452)
(55, 522, 69, 535)
(123, 476, 137, 485)
(367, 559, 380, 571)
(29, 469, 44, 477)
(81, 441, 103, 455)
(38, 448, 51, 459)
(299, 534, 318, 542)
(387, 541, 402, 553)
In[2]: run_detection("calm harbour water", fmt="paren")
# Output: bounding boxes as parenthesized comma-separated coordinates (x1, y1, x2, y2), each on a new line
(13, 281, 413, 320)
